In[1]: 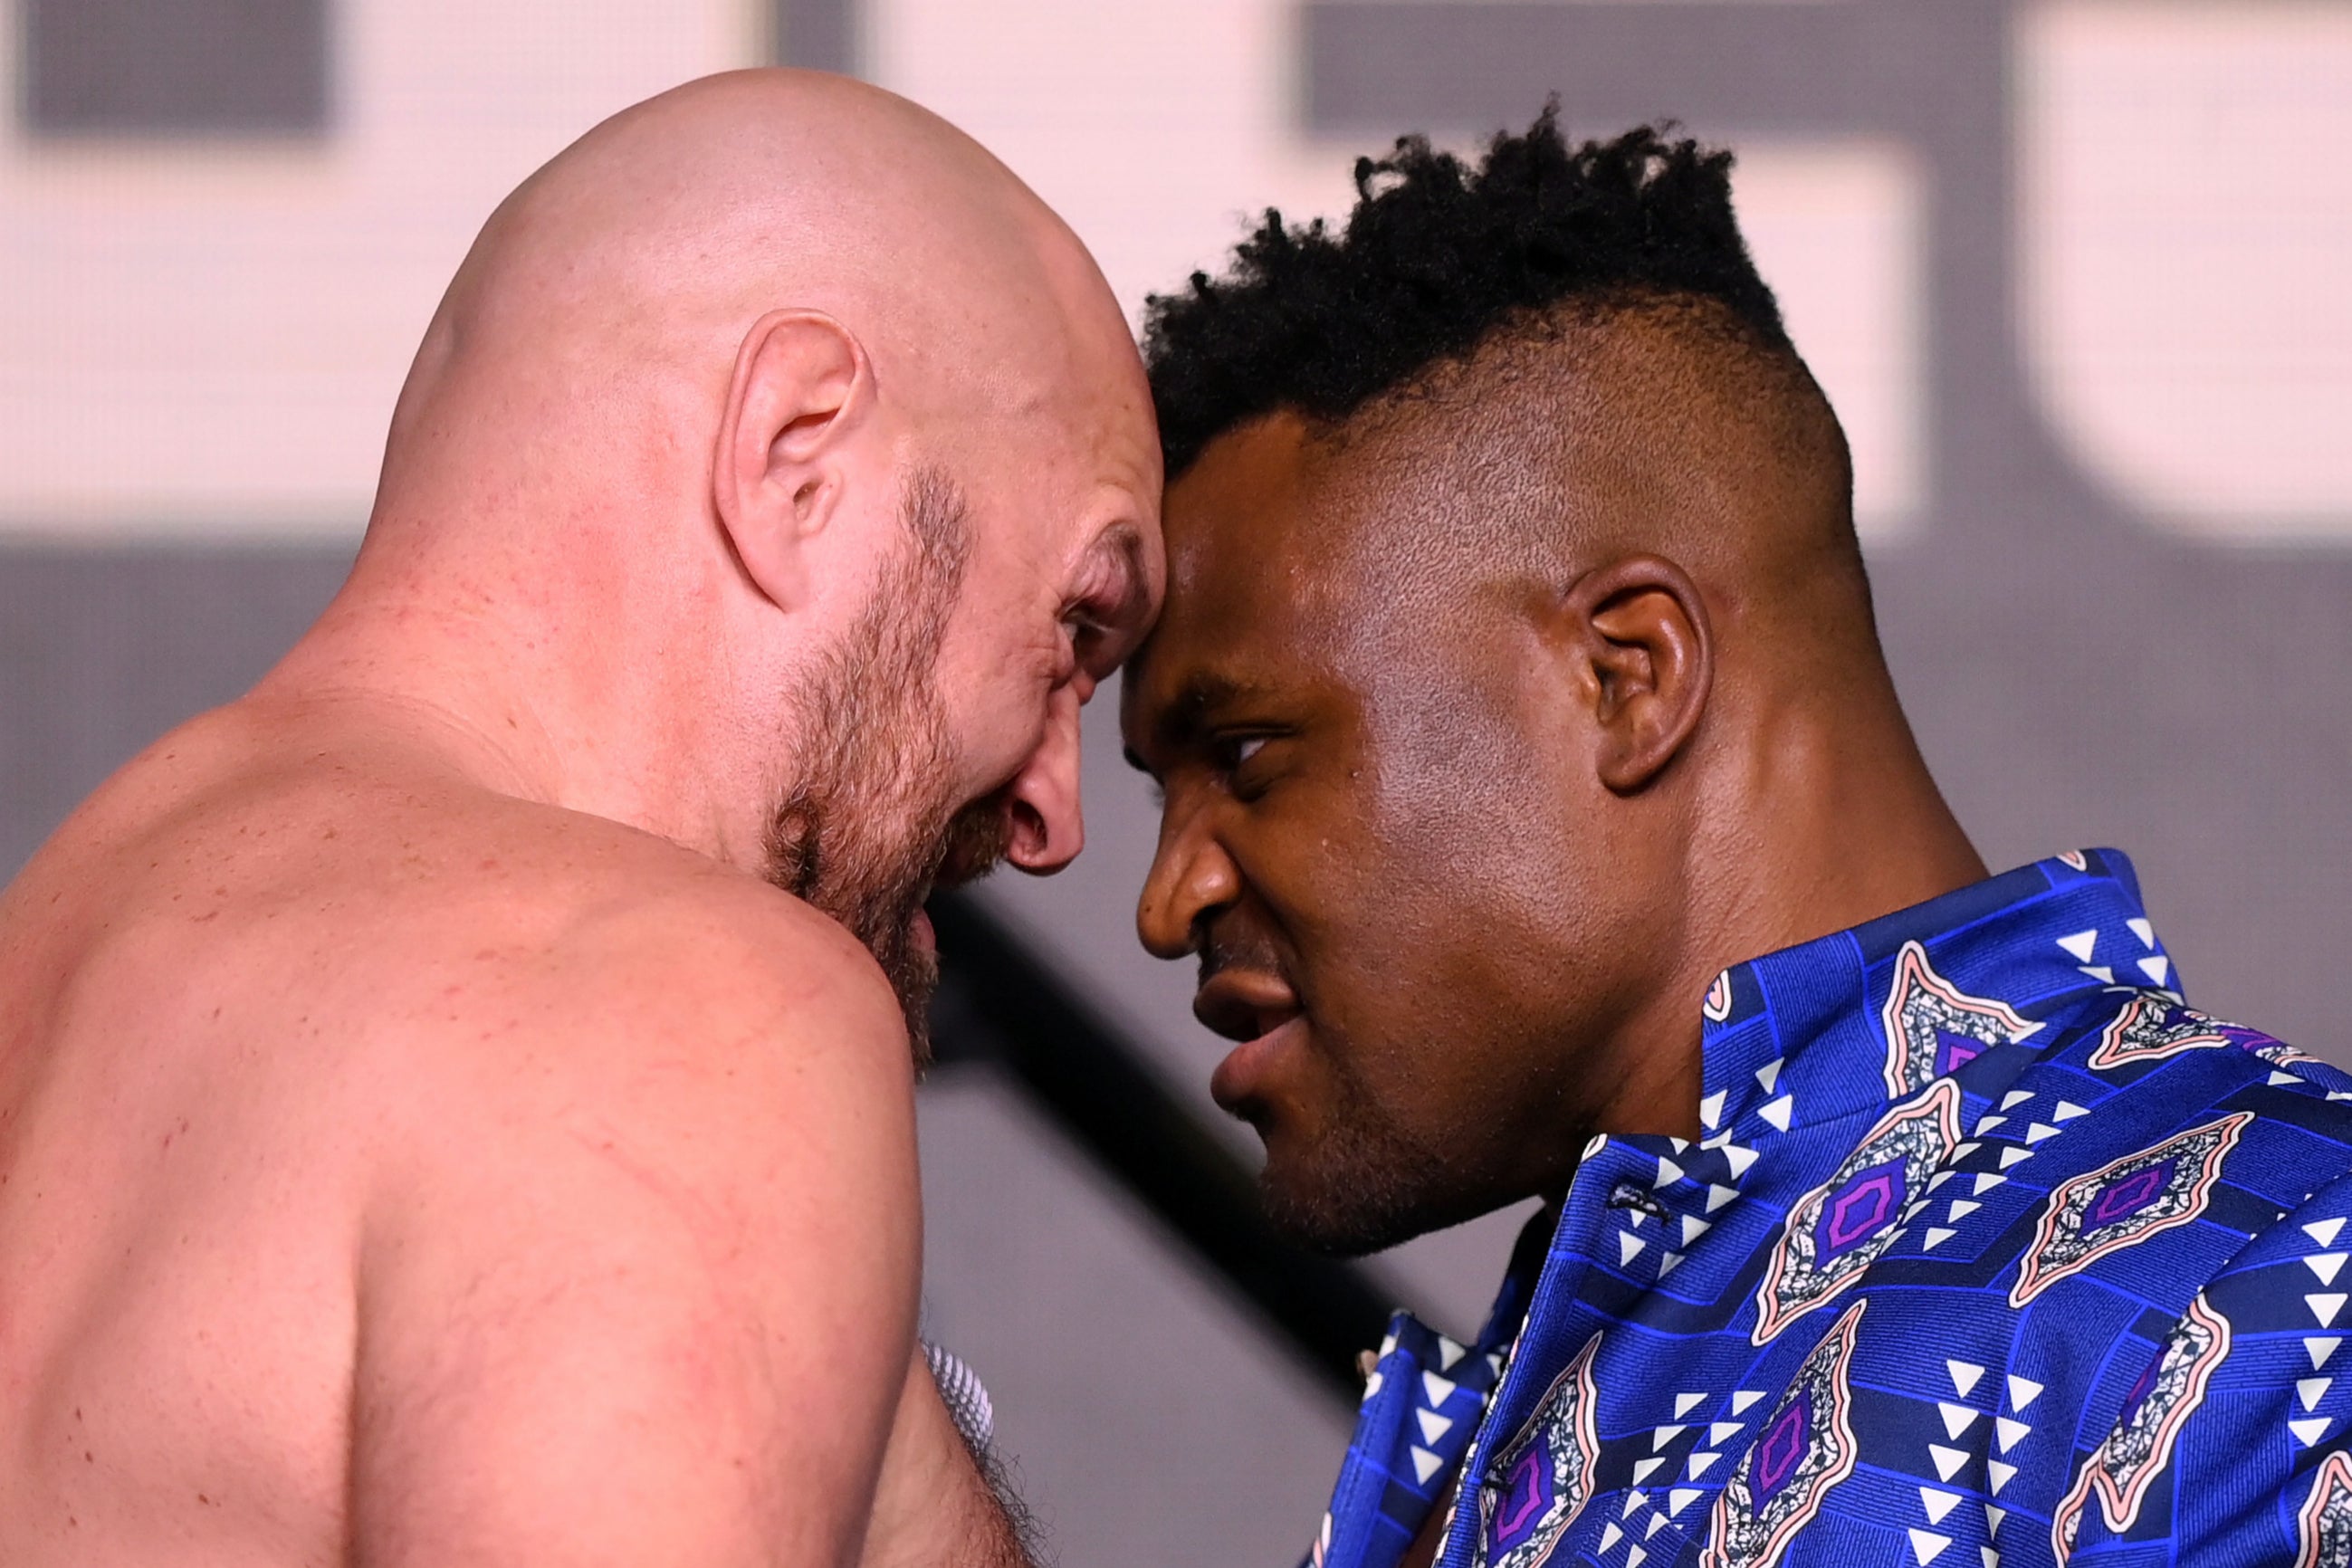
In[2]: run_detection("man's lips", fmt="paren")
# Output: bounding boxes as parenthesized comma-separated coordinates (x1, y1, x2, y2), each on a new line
(1193, 967, 1302, 1045)
(1193, 967, 1306, 1114)
(1209, 1014, 1307, 1114)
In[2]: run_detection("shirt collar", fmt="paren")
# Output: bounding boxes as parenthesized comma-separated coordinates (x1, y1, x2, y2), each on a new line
(1688, 846, 2172, 1160)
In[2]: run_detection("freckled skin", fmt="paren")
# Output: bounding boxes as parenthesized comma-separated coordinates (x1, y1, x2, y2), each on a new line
(1124, 323, 1984, 1259)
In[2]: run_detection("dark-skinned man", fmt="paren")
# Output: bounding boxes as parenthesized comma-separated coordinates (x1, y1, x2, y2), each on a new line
(1121, 115, 2352, 1568)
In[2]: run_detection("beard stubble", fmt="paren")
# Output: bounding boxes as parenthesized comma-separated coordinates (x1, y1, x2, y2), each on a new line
(762, 467, 1010, 1065)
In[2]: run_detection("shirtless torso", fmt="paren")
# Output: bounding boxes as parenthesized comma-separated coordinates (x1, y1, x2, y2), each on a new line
(0, 62, 1158, 1568)
(0, 699, 922, 1565)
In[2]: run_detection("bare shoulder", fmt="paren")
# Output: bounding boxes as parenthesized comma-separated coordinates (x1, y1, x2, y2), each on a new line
(343, 825, 924, 1564)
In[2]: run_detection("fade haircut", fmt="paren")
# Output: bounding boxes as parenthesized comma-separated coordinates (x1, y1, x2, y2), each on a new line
(1143, 110, 1842, 506)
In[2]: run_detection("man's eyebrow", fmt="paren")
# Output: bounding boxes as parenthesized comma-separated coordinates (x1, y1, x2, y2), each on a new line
(1145, 670, 1258, 751)
(1088, 523, 1151, 624)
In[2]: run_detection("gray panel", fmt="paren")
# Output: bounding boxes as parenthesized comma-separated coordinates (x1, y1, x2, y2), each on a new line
(22, 0, 331, 136)
(774, 0, 859, 75)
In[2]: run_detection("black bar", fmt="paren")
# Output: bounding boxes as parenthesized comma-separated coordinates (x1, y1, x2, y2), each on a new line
(928, 891, 1400, 1402)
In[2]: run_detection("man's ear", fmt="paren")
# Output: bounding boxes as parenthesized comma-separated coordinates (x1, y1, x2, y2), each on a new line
(1562, 554, 1715, 795)
(712, 310, 870, 611)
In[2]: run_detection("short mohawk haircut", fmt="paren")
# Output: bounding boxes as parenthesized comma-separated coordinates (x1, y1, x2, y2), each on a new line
(1143, 110, 1793, 482)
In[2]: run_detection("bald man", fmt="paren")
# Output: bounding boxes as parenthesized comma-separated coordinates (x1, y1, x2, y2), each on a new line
(1125, 117, 2352, 1567)
(0, 71, 1158, 1566)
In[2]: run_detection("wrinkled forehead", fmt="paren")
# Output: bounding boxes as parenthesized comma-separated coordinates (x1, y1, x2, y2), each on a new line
(1122, 415, 1365, 726)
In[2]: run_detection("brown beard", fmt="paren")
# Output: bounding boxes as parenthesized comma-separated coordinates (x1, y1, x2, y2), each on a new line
(762, 466, 1006, 1064)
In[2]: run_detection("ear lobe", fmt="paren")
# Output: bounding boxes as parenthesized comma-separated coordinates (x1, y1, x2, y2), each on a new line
(712, 310, 869, 611)
(1564, 554, 1715, 795)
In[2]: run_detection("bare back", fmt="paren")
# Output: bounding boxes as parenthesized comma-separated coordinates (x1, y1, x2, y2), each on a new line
(0, 699, 923, 1566)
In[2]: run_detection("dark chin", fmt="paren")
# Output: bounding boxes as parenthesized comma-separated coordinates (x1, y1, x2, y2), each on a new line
(1253, 1125, 1464, 1258)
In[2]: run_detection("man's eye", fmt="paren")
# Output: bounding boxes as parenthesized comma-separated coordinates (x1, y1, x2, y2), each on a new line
(1214, 735, 1270, 773)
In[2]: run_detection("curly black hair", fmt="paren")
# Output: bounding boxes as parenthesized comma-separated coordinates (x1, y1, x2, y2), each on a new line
(1143, 110, 1799, 483)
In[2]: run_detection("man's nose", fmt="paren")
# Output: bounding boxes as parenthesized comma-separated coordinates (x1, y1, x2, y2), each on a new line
(1135, 798, 1238, 961)
(1003, 682, 1085, 875)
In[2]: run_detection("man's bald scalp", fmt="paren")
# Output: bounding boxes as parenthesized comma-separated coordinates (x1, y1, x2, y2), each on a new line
(378, 70, 1123, 537)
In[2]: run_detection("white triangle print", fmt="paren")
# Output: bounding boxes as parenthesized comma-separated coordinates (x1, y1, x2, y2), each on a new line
(2312, 1294, 2348, 1328)
(1437, 1335, 1467, 1370)
(1422, 1372, 1457, 1406)
(1909, 1527, 1952, 1564)
(2079, 965, 2115, 983)
(1410, 1446, 1444, 1484)
(1995, 1418, 2030, 1452)
(1982, 1551, 2000, 1568)
(1676, 1392, 1707, 1418)
(1725, 1145, 1760, 1179)
(1925, 1227, 1956, 1250)
(1984, 1505, 2006, 1535)
(2309, 1219, 2349, 1248)
(2128, 917, 2156, 948)
(1632, 1457, 1666, 1485)
(1600, 1522, 1623, 1553)
(2138, 955, 2171, 986)
(1659, 1252, 1685, 1277)
(1416, 1409, 1455, 1444)
(1362, 1372, 1383, 1400)
(2000, 1146, 2033, 1168)
(1974, 1173, 2009, 1194)
(2024, 1123, 2060, 1144)
(2054, 1101, 2088, 1121)
(2292, 1418, 2332, 1448)
(2057, 930, 2099, 962)
(1920, 1487, 1962, 1525)
(1756, 1057, 1783, 1093)
(1707, 1183, 1740, 1213)
(2301, 1378, 2333, 1412)
(1939, 1402, 1980, 1439)
(1949, 1200, 1983, 1222)
(1669, 1487, 1702, 1515)
(1700, 1089, 1727, 1130)
(2007, 1374, 2044, 1410)
(1760, 1095, 1795, 1132)
(1626, 1546, 1647, 1568)
(1683, 1215, 1713, 1246)
(1730, 1390, 1766, 1414)
(2310, 1337, 2343, 1370)
(1646, 1512, 1669, 1539)
(1710, 1420, 1744, 1444)
(1928, 1444, 1967, 1481)
(1658, 1155, 1686, 1187)
(1988, 1459, 2017, 1495)
(1622, 1489, 1649, 1517)
(2309, 1254, 2348, 1286)
(1948, 1360, 1985, 1397)
(2000, 1088, 2034, 1111)
(1977, 1116, 2008, 1133)
(2273, 1071, 2304, 1086)
(1687, 1452, 1721, 1479)
(1620, 1232, 1648, 1266)
(1652, 1425, 1686, 1451)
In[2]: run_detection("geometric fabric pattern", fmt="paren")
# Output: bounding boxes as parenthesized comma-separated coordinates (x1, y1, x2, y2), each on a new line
(1304, 850, 2352, 1568)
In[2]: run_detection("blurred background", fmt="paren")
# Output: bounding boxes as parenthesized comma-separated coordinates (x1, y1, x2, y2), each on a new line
(3, 0, 2348, 1561)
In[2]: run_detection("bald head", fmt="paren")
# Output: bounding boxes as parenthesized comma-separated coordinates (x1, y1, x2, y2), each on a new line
(311, 71, 1162, 1031)
(378, 71, 1140, 532)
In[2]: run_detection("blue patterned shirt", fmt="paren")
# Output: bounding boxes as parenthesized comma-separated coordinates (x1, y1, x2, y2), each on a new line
(1310, 850, 2352, 1568)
